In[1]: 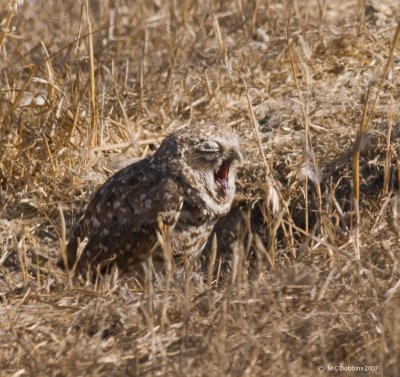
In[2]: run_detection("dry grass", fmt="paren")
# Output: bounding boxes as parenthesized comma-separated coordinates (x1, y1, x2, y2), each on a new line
(1, 0, 400, 376)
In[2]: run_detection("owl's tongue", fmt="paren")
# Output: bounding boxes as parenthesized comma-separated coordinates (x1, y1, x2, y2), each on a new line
(214, 160, 230, 193)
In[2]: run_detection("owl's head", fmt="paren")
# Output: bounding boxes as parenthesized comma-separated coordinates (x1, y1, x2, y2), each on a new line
(155, 124, 243, 215)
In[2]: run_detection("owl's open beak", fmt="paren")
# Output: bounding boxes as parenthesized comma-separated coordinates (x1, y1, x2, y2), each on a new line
(214, 148, 243, 195)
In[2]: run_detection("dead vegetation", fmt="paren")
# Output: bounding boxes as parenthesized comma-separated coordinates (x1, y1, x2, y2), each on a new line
(1, 0, 400, 376)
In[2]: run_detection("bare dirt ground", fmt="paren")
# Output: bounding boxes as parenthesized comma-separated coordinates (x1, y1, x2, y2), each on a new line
(1, 0, 400, 376)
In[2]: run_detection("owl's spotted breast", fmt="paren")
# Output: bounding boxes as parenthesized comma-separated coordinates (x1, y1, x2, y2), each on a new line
(63, 124, 242, 275)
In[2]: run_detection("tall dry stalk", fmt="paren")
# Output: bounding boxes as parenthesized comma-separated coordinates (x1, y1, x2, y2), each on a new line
(352, 85, 371, 205)
(85, 0, 97, 148)
(285, 13, 322, 234)
(242, 74, 296, 255)
(383, 96, 394, 195)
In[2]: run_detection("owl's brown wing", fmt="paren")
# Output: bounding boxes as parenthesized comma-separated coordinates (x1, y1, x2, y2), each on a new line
(65, 159, 184, 272)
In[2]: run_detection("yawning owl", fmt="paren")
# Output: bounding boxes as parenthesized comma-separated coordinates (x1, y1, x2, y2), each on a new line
(64, 124, 243, 275)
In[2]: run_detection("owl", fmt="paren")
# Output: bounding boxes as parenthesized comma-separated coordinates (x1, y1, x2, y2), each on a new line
(63, 124, 243, 275)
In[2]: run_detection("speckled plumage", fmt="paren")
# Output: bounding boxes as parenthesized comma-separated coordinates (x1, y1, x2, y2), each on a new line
(64, 124, 242, 274)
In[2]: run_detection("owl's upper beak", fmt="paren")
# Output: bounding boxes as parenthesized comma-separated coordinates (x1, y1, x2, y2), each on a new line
(229, 148, 243, 166)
